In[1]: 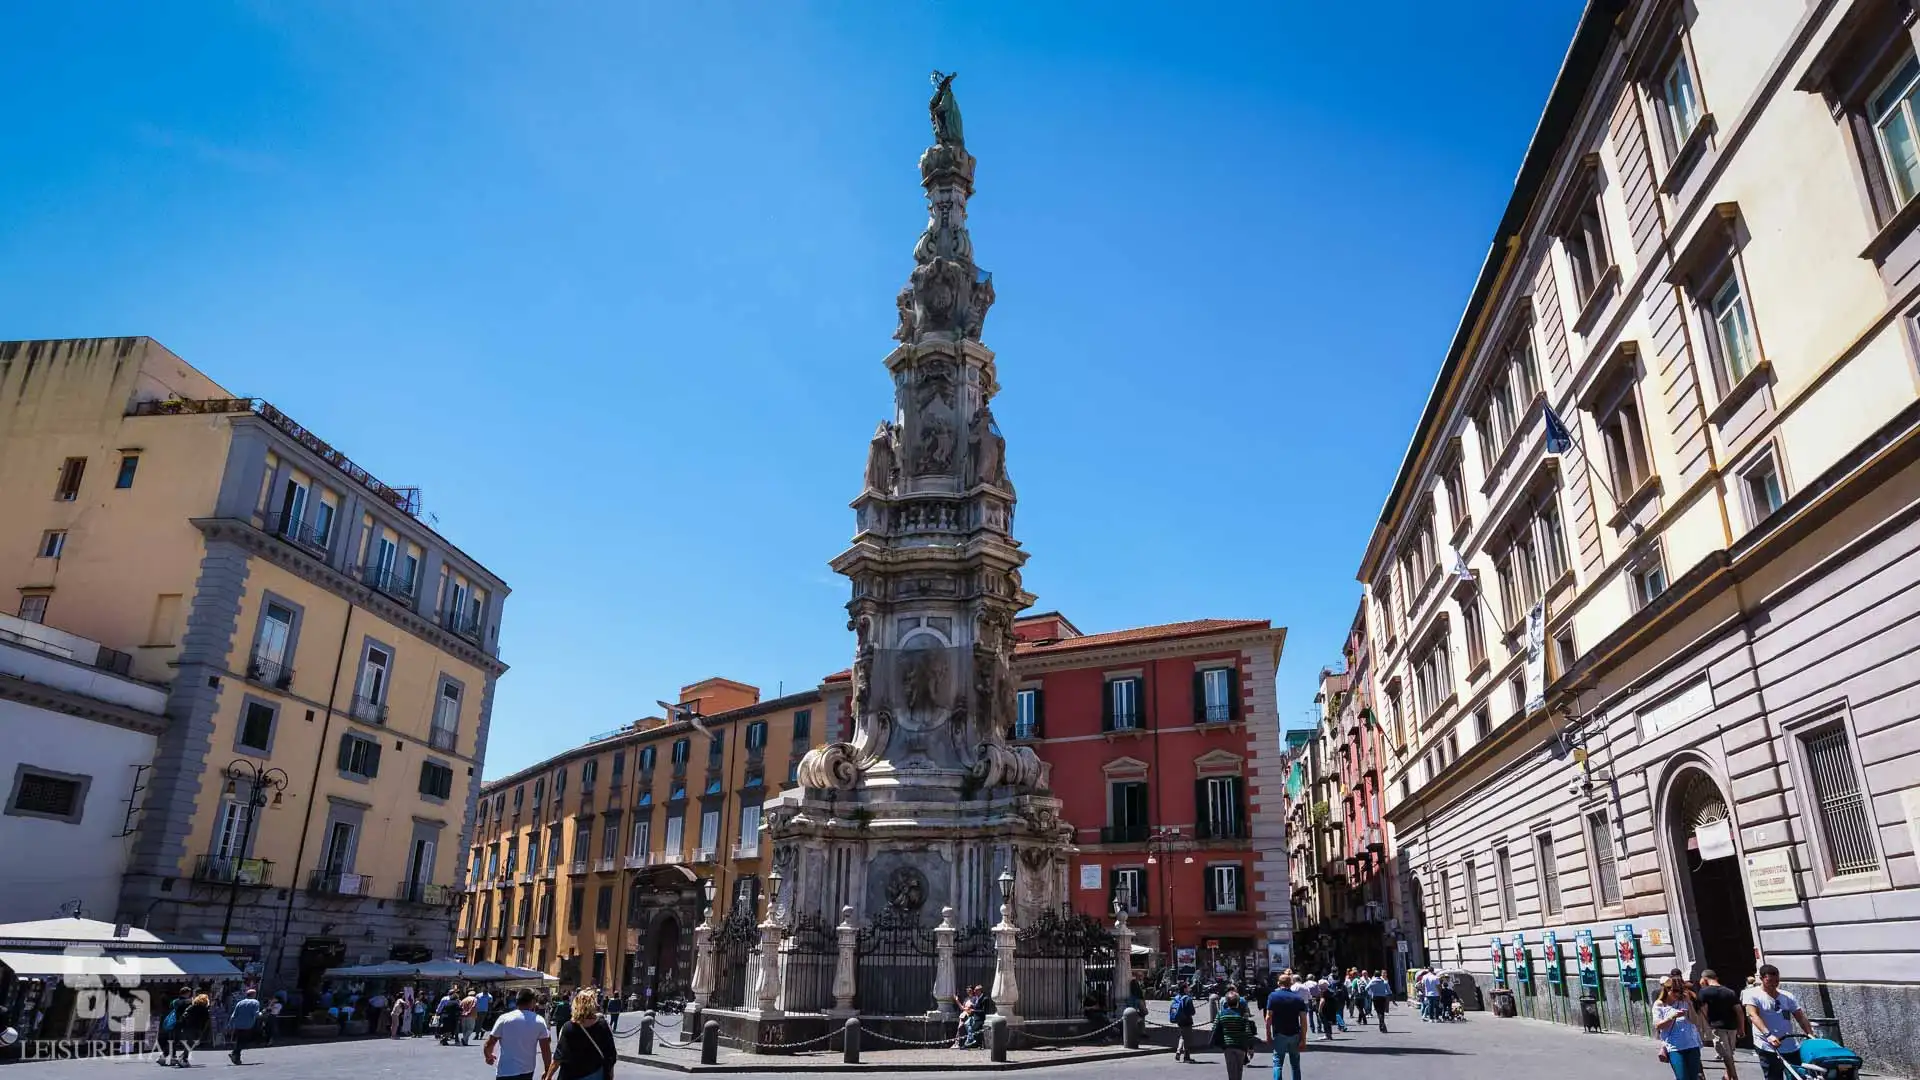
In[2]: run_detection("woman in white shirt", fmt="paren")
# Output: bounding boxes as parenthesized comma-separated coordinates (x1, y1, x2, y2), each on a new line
(1654, 977, 1708, 1080)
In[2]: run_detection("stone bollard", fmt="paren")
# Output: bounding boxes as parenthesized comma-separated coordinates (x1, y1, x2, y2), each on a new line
(701, 1020, 720, 1065)
(842, 1017, 861, 1064)
(637, 1012, 655, 1056)
(988, 1015, 1009, 1063)
(1122, 1007, 1140, 1049)
(686, 1003, 703, 1037)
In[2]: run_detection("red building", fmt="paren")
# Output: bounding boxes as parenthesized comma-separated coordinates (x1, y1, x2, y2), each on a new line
(1005, 612, 1291, 981)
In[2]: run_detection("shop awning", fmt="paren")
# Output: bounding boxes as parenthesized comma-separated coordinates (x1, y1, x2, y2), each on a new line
(0, 950, 241, 981)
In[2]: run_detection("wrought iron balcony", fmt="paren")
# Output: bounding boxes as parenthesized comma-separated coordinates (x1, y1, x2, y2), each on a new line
(623, 852, 651, 870)
(348, 693, 388, 725)
(692, 848, 716, 864)
(509, 921, 527, 937)
(1197, 820, 1251, 841)
(356, 564, 418, 605)
(534, 918, 553, 936)
(1106, 712, 1142, 732)
(594, 857, 616, 873)
(1099, 824, 1150, 845)
(195, 855, 273, 887)
(441, 608, 484, 643)
(539, 865, 557, 880)
(307, 870, 374, 896)
(570, 859, 587, 875)
(1012, 721, 1040, 741)
(264, 512, 332, 557)
(396, 881, 459, 907)
(730, 843, 761, 860)
(517, 871, 534, 885)
(1201, 703, 1234, 723)
(1367, 825, 1384, 850)
(658, 851, 685, 866)
(428, 725, 458, 751)
(245, 653, 293, 691)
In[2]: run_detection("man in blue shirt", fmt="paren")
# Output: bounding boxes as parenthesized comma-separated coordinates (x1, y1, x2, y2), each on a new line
(1264, 974, 1310, 1080)
(227, 989, 262, 1065)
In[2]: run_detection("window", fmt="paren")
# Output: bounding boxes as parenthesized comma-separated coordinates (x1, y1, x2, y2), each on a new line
(639, 746, 656, 773)
(1461, 598, 1486, 669)
(115, 455, 139, 489)
(1800, 723, 1881, 878)
(1204, 863, 1243, 912)
(6, 766, 88, 823)
(420, 761, 454, 800)
(568, 886, 585, 930)
(18, 592, 50, 624)
(1588, 811, 1622, 907)
(698, 808, 721, 854)
(1539, 499, 1569, 584)
(1464, 859, 1482, 924)
(1442, 459, 1467, 526)
(1495, 846, 1517, 920)
(610, 751, 625, 782)
(1104, 677, 1142, 731)
(708, 733, 723, 766)
(572, 821, 590, 862)
(746, 721, 767, 751)
(671, 738, 690, 769)
(1596, 373, 1654, 497)
(630, 817, 651, 858)
(1014, 688, 1042, 739)
(337, 734, 381, 779)
(212, 799, 253, 858)
(1111, 867, 1147, 915)
(787, 758, 800, 784)
(1107, 780, 1149, 841)
(1560, 173, 1613, 305)
(431, 681, 461, 750)
(553, 767, 567, 799)
(793, 709, 812, 740)
(1439, 866, 1453, 928)
(1631, 555, 1668, 609)
(252, 602, 295, 685)
(1537, 832, 1562, 915)
(663, 815, 685, 857)
(1199, 667, 1237, 723)
(513, 786, 524, 811)
(1202, 775, 1246, 839)
(1872, 54, 1920, 208)
(1411, 633, 1452, 722)
(581, 758, 598, 791)
(1477, 375, 1518, 467)
(354, 644, 390, 722)
(1743, 450, 1786, 524)
(669, 782, 685, 801)
(1472, 706, 1491, 742)
(1509, 673, 1527, 718)
(738, 804, 762, 854)
(313, 496, 336, 548)
(1706, 269, 1759, 387)
(54, 457, 86, 501)
(37, 530, 66, 559)
(238, 701, 275, 753)
(1553, 628, 1578, 675)
(703, 776, 722, 795)
(1656, 41, 1705, 157)
(486, 846, 500, 880)
(601, 813, 620, 859)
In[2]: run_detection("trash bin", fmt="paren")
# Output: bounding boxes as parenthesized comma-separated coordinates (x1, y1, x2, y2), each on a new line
(1490, 989, 1517, 1017)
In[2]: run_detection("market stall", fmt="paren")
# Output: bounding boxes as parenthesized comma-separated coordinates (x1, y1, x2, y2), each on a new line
(0, 916, 241, 1051)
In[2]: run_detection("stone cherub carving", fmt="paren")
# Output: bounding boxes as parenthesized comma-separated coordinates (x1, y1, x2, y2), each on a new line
(865, 422, 899, 492)
(893, 286, 916, 343)
(929, 71, 964, 148)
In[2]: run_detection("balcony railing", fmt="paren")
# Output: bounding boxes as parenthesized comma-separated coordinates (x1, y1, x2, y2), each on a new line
(570, 860, 587, 875)
(730, 843, 761, 860)
(245, 653, 294, 691)
(1099, 824, 1150, 845)
(1012, 721, 1040, 741)
(195, 855, 273, 887)
(428, 725, 458, 751)
(441, 608, 484, 643)
(307, 870, 374, 897)
(1201, 703, 1234, 723)
(348, 693, 388, 725)
(396, 881, 459, 907)
(658, 851, 685, 866)
(594, 857, 616, 873)
(356, 564, 418, 605)
(264, 512, 333, 558)
(623, 852, 651, 870)
(1106, 712, 1142, 732)
(517, 871, 534, 885)
(534, 918, 553, 936)
(1197, 820, 1251, 841)
(692, 847, 716, 864)
(509, 921, 527, 937)
(1367, 825, 1384, 850)
(671, 760, 688, 778)
(539, 865, 557, 880)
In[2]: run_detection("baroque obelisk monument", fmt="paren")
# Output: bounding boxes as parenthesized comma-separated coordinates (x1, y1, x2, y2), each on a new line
(774, 74, 1073, 930)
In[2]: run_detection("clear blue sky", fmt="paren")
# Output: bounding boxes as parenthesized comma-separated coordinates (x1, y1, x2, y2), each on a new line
(1, 2, 1582, 776)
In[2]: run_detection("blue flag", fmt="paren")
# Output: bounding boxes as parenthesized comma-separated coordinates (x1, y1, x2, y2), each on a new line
(1544, 405, 1574, 455)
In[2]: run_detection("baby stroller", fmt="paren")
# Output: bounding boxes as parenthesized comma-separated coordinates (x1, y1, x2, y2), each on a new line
(1782, 1039, 1863, 1080)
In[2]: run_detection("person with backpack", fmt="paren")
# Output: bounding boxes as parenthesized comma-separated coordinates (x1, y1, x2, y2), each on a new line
(157, 986, 190, 1066)
(1170, 982, 1198, 1062)
(177, 992, 212, 1067)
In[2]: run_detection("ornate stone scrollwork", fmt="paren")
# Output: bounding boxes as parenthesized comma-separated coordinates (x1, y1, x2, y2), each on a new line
(797, 742, 860, 790)
(969, 742, 1045, 792)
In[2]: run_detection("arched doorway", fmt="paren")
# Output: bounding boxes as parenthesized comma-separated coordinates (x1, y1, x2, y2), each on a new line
(650, 915, 681, 994)
(1666, 768, 1756, 987)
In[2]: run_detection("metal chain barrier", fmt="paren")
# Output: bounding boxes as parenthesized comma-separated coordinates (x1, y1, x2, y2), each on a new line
(861, 1027, 968, 1049)
(715, 1028, 846, 1052)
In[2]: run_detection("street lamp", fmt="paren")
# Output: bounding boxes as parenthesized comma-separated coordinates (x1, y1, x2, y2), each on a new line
(996, 867, 1014, 919)
(219, 760, 289, 951)
(1145, 826, 1195, 974)
(766, 870, 783, 920)
(702, 876, 718, 920)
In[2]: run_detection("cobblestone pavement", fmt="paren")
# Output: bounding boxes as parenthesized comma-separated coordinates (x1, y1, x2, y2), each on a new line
(0, 1011, 1805, 1078)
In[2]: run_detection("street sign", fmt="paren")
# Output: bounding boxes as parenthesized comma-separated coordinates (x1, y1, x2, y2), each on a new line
(1397, 940, 1409, 954)
(1204, 939, 1220, 949)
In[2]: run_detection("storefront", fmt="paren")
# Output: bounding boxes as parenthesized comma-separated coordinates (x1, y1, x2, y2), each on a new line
(0, 916, 240, 1052)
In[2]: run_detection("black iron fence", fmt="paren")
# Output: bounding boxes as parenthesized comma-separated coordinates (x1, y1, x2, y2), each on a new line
(1013, 906, 1115, 1020)
(854, 905, 937, 1015)
(781, 912, 838, 1012)
(710, 905, 760, 1009)
(954, 921, 996, 1002)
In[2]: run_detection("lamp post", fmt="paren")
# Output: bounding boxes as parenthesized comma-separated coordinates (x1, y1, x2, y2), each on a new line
(990, 867, 1019, 1021)
(1145, 825, 1194, 976)
(219, 760, 289, 952)
(691, 875, 720, 1007)
(753, 869, 785, 1014)
(703, 876, 718, 925)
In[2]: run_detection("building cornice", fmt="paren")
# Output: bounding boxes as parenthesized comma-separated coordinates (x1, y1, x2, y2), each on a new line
(192, 517, 508, 678)
(0, 674, 166, 737)
(1014, 627, 1287, 674)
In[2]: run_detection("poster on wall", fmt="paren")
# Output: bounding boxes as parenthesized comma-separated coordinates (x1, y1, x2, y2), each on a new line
(1511, 932, 1531, 985)
(1744, 849, 1799, 907)
(1524, 602, 1547, 713)
(1176, 946, 1197, 970)
(1575, 928, 1599, 988)
(1542, 930, 1562, 985)
(1614, 924, 1643, 993)
(1489, 936, 1507, 987)
(1267, 941, 1290, 972)
(1080, 864, 1102, 891)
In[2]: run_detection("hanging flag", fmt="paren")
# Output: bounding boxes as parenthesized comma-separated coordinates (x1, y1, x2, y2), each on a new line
(1452, 551, 1474, 584)
(1544, 405, 1574, 455)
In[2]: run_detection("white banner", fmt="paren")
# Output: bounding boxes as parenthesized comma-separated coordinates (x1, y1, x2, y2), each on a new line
(1524, 602, 1547, 714)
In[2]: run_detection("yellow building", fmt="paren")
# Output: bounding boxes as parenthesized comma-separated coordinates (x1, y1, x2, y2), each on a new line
(0, 337, 509, 989)
(455, 676, 840, 994)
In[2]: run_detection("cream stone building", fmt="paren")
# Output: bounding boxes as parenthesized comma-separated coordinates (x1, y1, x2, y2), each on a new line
(0, 337, 508, 989)
(1356, 2, 1920, 1069)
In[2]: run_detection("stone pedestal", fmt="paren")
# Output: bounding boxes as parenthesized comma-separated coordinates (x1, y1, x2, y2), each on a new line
(690, 916, 716, 1008)
(991, 902, 1021, 1025)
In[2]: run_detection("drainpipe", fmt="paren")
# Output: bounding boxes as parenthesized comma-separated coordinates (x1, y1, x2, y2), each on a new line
(271, 596, 356, 986)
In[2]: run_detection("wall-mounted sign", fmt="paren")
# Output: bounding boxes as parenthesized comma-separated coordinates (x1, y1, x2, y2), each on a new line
(1267, 941, 1290, 971)
(1695, 819, 1735, 861)
(1637, 676, 1714, 739)
(1744, 849, 1799, 908)
(1614, 924, 1643, 993)
(1176, 947, 1197, 969)
(1080, 864, 1102, 890)
(1543, 930, 1562, 985)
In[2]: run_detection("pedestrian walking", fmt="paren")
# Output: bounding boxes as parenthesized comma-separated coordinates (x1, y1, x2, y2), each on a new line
(1696, 971, 1745, 1080)
(157, 986, 190, 1066)
(460, 988, 480, 1046)
(484, 989, 554, 1080)
(1366, 971, 1392, 1032)
(227, 988, 262, 1065)
(1316, 977, 1342, 1040)
(1169, 982, 1199, 1062)
(476, 987, 495, 1035)
(548, 988, 617, 1080)
(1418, 968, 1441, 1023)
(1655, 976, 1709, 1080)
(1742, 965, 1814, 1080)
(177, 993, 212, 1068)
(389, 995, 409, 1039)
(1215, 990, 1258, 1080)
(1263, 974, 1309, 1080)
